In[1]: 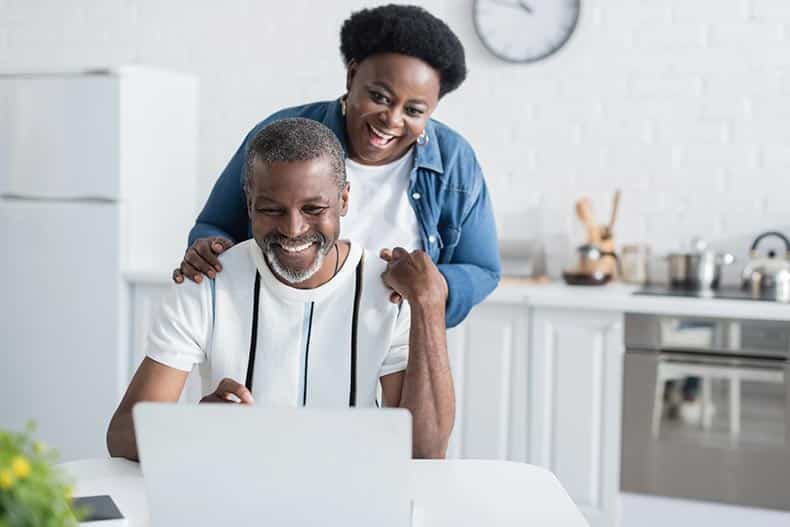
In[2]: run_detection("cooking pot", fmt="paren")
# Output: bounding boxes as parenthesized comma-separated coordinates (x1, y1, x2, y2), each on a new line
(562, 244, 618, 286)
(666, 243, 735, 290)
(741, 231, 790, 302)
(576, 243, 619, 274)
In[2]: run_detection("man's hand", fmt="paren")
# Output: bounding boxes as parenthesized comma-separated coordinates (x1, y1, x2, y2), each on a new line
(173, 237, 235, 284)
(380, 247, 448, 307)
(199, 378, 255, 404)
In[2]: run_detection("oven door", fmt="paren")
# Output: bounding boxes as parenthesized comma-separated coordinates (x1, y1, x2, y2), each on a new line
(621, 349, 790, 510)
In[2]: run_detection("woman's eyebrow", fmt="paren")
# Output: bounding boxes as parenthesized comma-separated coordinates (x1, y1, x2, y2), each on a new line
(369, 81, 429, 106)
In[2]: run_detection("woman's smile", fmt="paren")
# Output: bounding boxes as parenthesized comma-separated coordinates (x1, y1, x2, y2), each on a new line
(366, 122, 400, 148)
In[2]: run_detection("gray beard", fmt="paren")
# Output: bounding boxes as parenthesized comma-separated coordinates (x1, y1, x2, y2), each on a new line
(260, 232, 331, 285)
(264, 244, 327, 284)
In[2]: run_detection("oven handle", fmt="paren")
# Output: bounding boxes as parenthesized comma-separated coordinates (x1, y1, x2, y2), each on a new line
(658, 351, 786, 383)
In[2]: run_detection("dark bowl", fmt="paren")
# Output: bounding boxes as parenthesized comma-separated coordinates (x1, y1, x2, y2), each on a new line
(562, 270, 612, 286)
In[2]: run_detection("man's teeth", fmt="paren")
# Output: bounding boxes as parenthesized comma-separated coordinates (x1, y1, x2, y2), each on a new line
(280, 241, 314, 253)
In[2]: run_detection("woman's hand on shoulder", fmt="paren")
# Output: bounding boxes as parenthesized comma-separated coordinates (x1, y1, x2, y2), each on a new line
(173, 237, 235, 284)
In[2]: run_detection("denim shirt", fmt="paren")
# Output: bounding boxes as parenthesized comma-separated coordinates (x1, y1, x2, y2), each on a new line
(190, 99, 501, 328)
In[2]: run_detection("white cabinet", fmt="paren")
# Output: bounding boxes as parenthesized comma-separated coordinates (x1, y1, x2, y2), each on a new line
(529, 307, 624, 527)
(446, 302, 529, 462)
(0, 68, 196, 461)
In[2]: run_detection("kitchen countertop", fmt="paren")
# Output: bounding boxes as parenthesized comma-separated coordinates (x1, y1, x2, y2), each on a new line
(124, 271, 790, 321)
(493, 279, 790, 321)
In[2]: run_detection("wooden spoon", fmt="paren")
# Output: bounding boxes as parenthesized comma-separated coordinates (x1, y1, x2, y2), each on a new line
(600, 190, 621, 241)
(608, 189, 621, 233)
(575, 197, 600, 245)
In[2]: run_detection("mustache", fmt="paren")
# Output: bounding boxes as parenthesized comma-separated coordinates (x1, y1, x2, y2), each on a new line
(261, 232, 326, 251)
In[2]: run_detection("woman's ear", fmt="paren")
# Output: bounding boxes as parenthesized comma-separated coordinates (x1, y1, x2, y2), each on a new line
(345, 60, 358, 92)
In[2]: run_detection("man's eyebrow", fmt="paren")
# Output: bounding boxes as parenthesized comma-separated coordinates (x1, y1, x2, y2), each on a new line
(300, 196, 330, 203)
(253, 195, 329, 204)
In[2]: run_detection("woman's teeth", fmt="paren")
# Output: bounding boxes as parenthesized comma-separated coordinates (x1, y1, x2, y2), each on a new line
(368, 124, 396, 146)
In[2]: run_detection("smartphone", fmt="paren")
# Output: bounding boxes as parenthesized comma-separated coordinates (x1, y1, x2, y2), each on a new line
(72, 495, 127, 526)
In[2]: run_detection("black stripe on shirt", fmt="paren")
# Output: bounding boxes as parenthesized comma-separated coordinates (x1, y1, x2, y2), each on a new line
(245, 271, 261, 392)
(349, 255, 364, 407)
(302, 302, 315, 406)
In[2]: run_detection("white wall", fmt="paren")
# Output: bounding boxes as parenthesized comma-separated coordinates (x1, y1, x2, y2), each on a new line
(3, 0, 789, 277)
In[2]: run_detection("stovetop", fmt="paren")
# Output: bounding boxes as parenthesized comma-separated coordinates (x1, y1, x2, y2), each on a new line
(634, 284, 788, 303)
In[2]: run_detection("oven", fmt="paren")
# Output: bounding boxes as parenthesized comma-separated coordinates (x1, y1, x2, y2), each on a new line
(621, 313, 790, 511)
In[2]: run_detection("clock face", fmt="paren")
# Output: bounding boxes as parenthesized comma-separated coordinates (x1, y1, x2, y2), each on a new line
(474, 0, 581, 63)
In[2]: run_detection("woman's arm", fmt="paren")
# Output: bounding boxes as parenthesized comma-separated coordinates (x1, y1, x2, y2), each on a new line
(188, 134, 254, 246)
(438, 177, 501, 328)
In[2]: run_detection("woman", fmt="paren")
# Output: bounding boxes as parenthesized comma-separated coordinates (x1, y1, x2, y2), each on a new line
(174, 4, 500, 328)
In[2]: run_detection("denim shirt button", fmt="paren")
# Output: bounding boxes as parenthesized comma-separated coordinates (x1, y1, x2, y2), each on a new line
(428, 235, 436, 244)
(412, 192, 421, 200)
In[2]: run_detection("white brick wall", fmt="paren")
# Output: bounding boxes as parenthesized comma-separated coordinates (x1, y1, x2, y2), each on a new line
(2, 0, 789, 279)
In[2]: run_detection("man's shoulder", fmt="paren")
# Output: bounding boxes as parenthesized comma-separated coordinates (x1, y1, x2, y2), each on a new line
(358, 248, 394, 308)
(213, 240, 257, 284)
(219, 239, 255, 265)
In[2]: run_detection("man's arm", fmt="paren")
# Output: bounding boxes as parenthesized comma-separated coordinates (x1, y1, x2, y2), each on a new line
(106, 358, 189, 461)
(381, 248, 454, 459)
(109, 274, 214, 461)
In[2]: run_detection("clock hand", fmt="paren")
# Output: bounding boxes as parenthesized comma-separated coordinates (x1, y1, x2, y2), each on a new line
(486, 0, 526, 12)
(517, 0, 534, 13)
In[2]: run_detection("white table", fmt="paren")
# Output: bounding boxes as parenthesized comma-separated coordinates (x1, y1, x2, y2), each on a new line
(61, 458, 588, 526)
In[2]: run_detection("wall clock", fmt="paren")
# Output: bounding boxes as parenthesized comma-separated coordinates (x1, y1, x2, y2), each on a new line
(473, 0, 581, 63)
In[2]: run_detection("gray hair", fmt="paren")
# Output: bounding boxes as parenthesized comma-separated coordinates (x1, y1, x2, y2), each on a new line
(243, 117, 347, 196)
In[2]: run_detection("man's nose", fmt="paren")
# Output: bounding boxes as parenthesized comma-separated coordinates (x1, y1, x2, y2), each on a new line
(279, 210, 308, 238)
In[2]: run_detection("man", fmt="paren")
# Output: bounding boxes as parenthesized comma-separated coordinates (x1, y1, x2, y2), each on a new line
(106, 118, 454, 460)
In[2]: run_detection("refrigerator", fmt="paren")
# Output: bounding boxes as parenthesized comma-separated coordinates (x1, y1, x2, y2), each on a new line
(0, 67, 197, 461)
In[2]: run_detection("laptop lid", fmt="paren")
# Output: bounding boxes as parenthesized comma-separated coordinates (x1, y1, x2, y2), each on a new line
(133, 403, 412, 527)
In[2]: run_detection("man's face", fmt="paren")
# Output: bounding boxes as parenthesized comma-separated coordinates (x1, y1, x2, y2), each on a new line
(246, 156, 349, 286)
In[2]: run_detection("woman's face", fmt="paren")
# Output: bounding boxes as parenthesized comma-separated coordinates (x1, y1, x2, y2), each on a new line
(344, 53, 441, 166)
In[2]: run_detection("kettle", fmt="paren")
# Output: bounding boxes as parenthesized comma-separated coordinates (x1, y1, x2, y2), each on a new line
(741, 231, 790, 302)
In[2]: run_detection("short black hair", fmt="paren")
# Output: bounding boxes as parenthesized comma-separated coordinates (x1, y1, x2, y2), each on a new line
(244, 118, 347, 195)
(340, 4, 467, 97)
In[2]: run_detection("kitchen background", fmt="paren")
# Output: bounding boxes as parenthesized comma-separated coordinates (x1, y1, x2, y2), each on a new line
(3, 0, 788, 279)
(3, 2, 790, 526)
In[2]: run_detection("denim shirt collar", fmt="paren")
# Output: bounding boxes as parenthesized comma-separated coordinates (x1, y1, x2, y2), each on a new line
(324, 98, 444, 175)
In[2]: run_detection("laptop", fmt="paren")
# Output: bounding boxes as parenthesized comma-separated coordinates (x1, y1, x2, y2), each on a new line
(133, 403, 413, 527)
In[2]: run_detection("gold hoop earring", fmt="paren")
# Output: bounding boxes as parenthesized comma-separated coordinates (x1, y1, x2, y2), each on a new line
(340, 94, 348, 116)
(417, 130, 429, 146)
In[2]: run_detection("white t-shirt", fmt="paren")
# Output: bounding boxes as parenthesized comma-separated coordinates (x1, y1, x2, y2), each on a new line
(146, 240, 409, 408)
(342, 148, 423, 253)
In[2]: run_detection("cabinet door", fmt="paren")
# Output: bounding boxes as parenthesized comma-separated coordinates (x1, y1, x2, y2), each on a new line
(446, 302, 529, 461)
(0, 76, 119, 199)
(529, 307, 623, 527)
(0, 201, 121, 461)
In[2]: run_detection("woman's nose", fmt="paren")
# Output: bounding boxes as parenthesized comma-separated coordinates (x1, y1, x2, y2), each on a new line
(380, 106, 404, 131)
